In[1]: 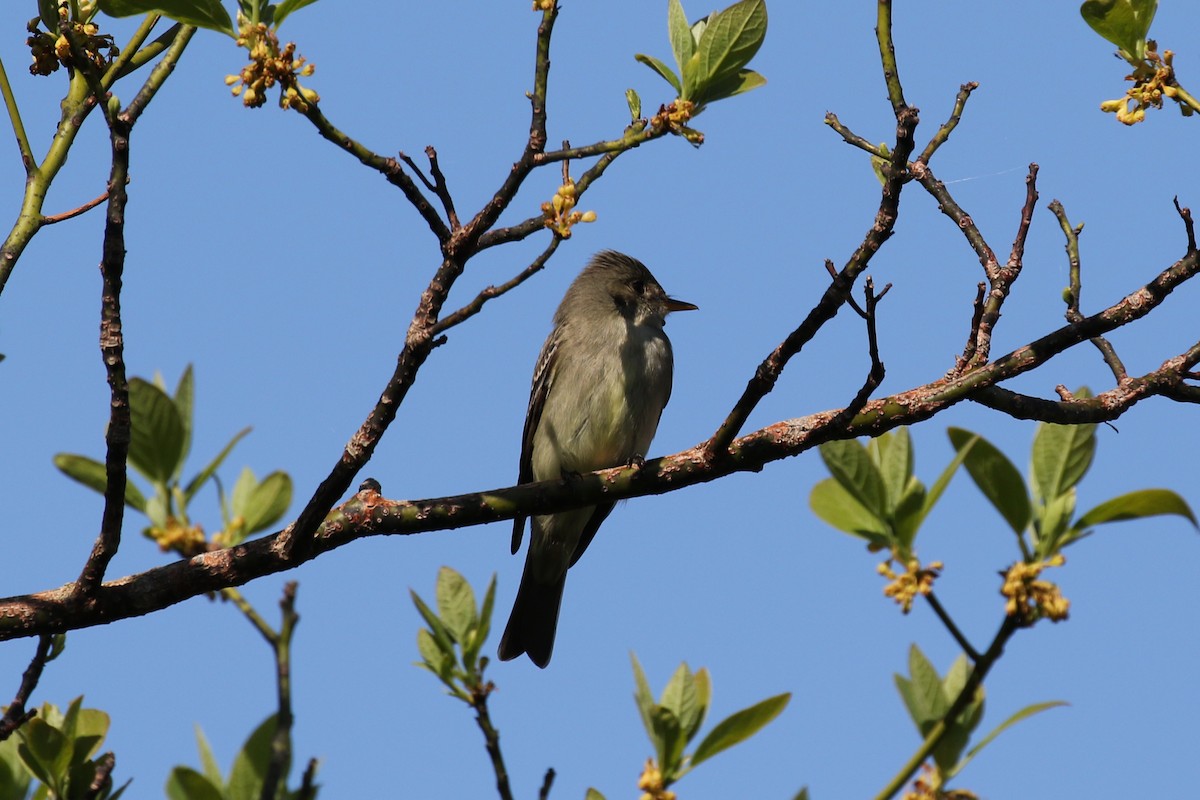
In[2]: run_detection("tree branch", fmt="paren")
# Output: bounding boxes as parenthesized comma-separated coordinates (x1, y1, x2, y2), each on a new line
(0, 635, 54, 740)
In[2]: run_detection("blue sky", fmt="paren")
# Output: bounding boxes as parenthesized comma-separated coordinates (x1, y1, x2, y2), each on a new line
(1, 1, 1197, 797)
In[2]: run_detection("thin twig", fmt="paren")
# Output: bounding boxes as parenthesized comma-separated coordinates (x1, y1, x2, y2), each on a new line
(1174, 196, 1196, 254)
(432, 236, 561, 335)
(0, 54, 34, 173)
(1048, 199, 1128, 382)
(471, 681, 514, 800)
(916, 82, 977, 164)
(425, 146, 460, 229)
(0, 635, 54, 741)
(41, 188, 111, 225)
(261, 583, 299, 800)
(924, 592, 979, 662)
(952, 282, 987, 374)
(538, 768, 556, 800)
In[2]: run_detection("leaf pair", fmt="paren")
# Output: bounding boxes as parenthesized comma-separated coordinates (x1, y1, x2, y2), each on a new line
(411, 567, 497, 701)
(895, 645, 1064, 787)
(810, 428, 967, 556)
(635, 0, 768, 110)
(628, 654, 789, 788)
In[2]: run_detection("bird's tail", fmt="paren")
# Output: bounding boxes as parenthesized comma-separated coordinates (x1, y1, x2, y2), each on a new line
(497, 568, 565, 669)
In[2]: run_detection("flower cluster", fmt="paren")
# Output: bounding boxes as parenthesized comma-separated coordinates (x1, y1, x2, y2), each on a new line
(225, 23, 318, 112)
(1100, 42, 1190, 125)
(878, 554, 943, 614)
(146, 518, 207, 558)
(540, 178, 596, 238)
(26, 12, 117, 77)
(650, 100, 704, 145)
(637, 759, 676, 800)
(532, 0, 555, 10)
(1001, 554, 1070, 624)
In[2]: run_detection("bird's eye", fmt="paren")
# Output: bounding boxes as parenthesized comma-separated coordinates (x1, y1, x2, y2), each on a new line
(630, 279, 645, 295)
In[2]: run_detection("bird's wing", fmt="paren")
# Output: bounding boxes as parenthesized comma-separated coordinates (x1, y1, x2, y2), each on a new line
(568, 501, 616, 568)
(511, 328, 560, 554)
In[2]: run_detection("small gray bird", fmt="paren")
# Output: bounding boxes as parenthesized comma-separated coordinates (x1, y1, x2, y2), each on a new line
(498, 251, 697, 668)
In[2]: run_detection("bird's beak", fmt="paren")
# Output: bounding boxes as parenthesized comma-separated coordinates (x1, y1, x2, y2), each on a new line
(665, 297, 698, 313)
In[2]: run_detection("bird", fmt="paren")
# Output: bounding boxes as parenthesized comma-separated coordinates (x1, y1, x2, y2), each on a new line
(498, 250, 697, 667)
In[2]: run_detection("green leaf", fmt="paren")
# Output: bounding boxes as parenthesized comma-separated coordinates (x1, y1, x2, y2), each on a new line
(0, 748, 32, 800)
(97, 0, 237, 36)
(183, 427, 251, 504)
(193, 725, 223, 787)
(793, 790, 810, 800)
(893, 478, 927, 551)
(1080, 0, 1158, 61)
(584, 790, 607, 800)
(630, 653, 659, 747)
(69, 709, 109, 763)
(931, 656, 980, 772)
(1030, 418, 1096, 503)
(1035, 488, 1076, 556)
(651, 706, 684, 777)
(634, 53, 682, 96)
(949, 700, 1068, 779)
(660, 664, 701, 748)
(53, 453, 148, 512)
(917, 438, 973, 526)
(410, 589, 456, 656)
(819, 439, 887, 517)
(808, 478, 891, 547)
(901, 644, 946, 730)
(463, 573, 497, 668)
(693, 0, 767, 92)
(436, 566, 476, 643)
(689, 692, 790, 768)
(667, 0, 695, 76)
(871, 428, 913, 516)
(687, 668, 711, 741)
(625, 88, 642, 121)
(234, 469, 293, 535)
(128, 378, 187, 485)
(166, 767, 224, 800)
(690, 68, 767, 107)
(16, 719, 68, 791)
(227, 715, 278, 800)
(172, 365, 195, 482)
(416, 628, 451, 678)
(947, 428, 1031, 534)
(1073, 488, 1198, 532)
(275, 0, 320, 27)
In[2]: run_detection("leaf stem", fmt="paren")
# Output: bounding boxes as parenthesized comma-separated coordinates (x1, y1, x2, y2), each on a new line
(0, 55, 34, 173)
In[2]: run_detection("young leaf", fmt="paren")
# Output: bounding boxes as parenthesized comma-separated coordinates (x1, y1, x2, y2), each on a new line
(661, 664, 701, 746)
(97, 0, 237, 37)
(634, 54, 682, 96)
(631, 653, 659, 746)
(901, 644, 947, 730)
(1080, 0, 1158, 61)
(194, 725, 223, 787)
(819, 439, 887, 518)
(227, 715, 279, 800)
(275, 0, 321, 27)
(809, 479, 891, 546)
(16, 718, 68, 790)
(584, 789, 607, 800)
(693, 0, 767, 91)
(463, 574, 497, 668)
(651, 706, 685, 778)
(1030, 419, 1096, 503)
(947, 428, 1031, 535)
(183, 427, 251, 504)
(53, 453, 148, 512)
(173, 365, 195, 482)
(689, 692, 790, 768)
(1073, 488, 1198, 531)
(1034, 488, 1076, 556)
(893, 479, 927, 551)
(667, 0, 695, 75)
(626, 88, 642, 121)
(436, 567, 476, 643)
(410, 589, 456, 653)
(128, 378, 187, 485)
(687, 668, 712, 741)
(948, 700, 1068, 779)
(872, 428, 914, 516)
(239, 471, 293, 535)
(165, 767, 224, 800)
(691, 69, 766, 107)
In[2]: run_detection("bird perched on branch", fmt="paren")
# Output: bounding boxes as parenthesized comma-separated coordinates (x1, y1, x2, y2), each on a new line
(498, 250, 697, 668)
